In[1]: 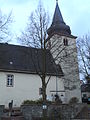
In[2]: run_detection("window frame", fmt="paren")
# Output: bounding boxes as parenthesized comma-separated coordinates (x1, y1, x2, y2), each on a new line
(63, 38, 68, 46)
(6, 74, 14, 87)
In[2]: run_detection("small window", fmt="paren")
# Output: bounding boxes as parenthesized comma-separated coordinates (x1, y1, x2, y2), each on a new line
(61, 94, 64, 97)
(47, 41, 51, 49)
(63, 38, 68, 46)
(83, 94, 87, 98)
(39, 88, 43, 95)
(7, 74, 14, 87)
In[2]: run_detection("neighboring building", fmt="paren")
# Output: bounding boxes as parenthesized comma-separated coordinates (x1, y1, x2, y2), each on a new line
(81, 83, 90, 103)
(0, 0, 81, 106)
(47, 0, 81, 102)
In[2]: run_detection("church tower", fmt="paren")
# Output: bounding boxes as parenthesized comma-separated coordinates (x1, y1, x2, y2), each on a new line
(47, 0, 81, 103)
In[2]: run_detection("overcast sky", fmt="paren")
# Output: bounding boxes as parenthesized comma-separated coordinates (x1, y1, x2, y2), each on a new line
(0, 0, 90, 44)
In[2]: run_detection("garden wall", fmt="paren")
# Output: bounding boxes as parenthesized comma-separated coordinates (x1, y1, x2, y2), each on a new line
(21, 103, 86, 120)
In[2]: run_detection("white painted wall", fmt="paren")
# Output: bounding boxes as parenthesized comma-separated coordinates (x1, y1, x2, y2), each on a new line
(0, 71, 65, 107)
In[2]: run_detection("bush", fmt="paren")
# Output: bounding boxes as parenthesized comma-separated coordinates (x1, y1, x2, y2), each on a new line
(69, 97, 79, 104)
(22, 98, 52, 105)
(22, 100, 37, 105)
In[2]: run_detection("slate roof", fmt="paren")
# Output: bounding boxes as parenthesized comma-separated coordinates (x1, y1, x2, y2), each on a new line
(0, 43, 63, 76)
(47, 1, 72, 37)
(81, 84, 90, 92)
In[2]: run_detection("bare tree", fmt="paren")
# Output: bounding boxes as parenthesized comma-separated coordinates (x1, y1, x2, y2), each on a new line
(77, 34, 90, 82)
(0, 10, 13, 42)
(19, 3, 49, 48)
(19, 2, 51, 103)
(19, 1, 80, 103)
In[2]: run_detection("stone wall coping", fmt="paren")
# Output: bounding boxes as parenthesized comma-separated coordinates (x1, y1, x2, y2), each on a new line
(21, 103, 86, 107)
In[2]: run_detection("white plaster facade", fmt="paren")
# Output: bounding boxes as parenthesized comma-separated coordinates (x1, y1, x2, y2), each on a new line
(0, 71, 65, 107)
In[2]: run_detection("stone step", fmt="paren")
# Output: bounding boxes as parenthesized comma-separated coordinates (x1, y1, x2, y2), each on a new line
(12, 111, 22, 116)
(1, 116, 25, 120)
(4, 107, 22, 116)
(4, 107, 21, 112)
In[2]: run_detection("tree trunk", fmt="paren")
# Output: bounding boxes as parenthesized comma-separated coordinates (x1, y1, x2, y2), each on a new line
(41, 47, 47, 119)
(41, 40, 47, 102)
(42, 75, 47, 102)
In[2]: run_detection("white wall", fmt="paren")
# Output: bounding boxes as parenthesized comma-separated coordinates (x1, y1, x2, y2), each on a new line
(0, 71, 65, 107)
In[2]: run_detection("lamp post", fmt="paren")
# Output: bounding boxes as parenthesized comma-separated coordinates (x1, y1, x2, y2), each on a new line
(42, 103, 47, 120)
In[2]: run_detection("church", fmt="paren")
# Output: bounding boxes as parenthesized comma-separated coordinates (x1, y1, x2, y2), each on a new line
(0, 0, 81, 107)
(47, 0, 81, 102)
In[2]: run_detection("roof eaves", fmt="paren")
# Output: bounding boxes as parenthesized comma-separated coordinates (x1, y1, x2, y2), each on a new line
(46, 32, 77, 42)
(0, 69, 63, 77)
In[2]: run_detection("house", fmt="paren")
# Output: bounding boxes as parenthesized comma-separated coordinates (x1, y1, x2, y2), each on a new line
(81, 83, 90, 103)
(0, 0, 81, 106)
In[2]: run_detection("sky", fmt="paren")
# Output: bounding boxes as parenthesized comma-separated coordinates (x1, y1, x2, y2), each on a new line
(0, 0, 90, 44)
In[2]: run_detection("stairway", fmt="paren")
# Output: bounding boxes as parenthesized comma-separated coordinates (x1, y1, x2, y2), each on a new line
(1, 107, 25, 120)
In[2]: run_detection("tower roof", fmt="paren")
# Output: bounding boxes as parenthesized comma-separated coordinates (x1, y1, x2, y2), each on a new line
(47, 1, 71, 36)
(52, 0, 65, 26)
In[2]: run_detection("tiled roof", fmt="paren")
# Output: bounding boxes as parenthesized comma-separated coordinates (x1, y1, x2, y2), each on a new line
(0, 43, 63, 76)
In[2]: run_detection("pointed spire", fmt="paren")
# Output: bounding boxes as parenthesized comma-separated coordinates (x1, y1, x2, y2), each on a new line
(52, 0, 64, 25)
(47, 0, 71, 36)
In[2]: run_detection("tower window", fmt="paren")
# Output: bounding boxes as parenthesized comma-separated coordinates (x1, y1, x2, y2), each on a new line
(47, 41, 51, 49)
(7, 74, 14, 87)
(63, 38, 68, 46)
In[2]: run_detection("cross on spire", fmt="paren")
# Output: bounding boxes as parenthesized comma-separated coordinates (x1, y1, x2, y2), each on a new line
(56, 0, 58, 4)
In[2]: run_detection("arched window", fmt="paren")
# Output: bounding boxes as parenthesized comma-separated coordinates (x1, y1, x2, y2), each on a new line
(63, 38, 68, 46)
(47, 41, 51, 49)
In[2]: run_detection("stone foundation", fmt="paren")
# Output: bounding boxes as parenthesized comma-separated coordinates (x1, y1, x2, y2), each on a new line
(1, 116, 24, 120)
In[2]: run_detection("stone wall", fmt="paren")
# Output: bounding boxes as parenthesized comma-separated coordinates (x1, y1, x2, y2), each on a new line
(49, 34, 81, 103)
(0, 105, 4, 120)
(21, 103, 86, 120)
